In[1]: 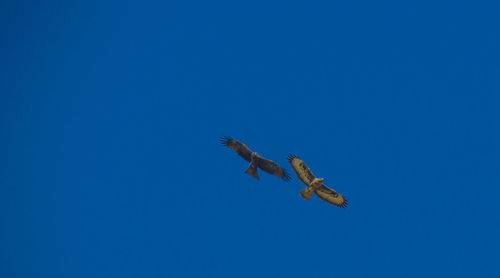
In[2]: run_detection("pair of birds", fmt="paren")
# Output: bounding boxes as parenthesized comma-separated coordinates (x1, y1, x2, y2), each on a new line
(220, 136, 348, 208)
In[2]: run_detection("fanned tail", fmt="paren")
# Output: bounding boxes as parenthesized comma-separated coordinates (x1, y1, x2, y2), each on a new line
(299, 188, 313, 200)
(244, 163, 259, 179)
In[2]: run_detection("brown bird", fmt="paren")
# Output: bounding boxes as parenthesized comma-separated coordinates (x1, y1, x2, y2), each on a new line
(287, 154, 347, 208)
(220, 136, 290, 181)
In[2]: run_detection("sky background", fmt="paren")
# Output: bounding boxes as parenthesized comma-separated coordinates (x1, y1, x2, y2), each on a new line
(1, 1, 499, 277)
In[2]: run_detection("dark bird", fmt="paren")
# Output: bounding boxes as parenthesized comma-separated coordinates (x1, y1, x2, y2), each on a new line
(220, 136, 290, 181)
(287, 154, 348, 208)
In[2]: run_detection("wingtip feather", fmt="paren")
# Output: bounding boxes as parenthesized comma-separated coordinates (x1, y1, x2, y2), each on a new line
(339, 199, 348, 208)
(282, 170, 292, 182)
(219, 136, 233, 146)
(287, 153, 299, 163)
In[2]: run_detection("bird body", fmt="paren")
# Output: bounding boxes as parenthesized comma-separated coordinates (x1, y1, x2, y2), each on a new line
(244, 152, 261, 179)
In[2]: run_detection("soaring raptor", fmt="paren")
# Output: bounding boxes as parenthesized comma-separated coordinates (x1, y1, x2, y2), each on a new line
(220, 136, 290, 181)
(287, 154, 347, 208)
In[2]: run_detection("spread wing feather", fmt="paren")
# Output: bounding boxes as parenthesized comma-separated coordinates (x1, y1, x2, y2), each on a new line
(256, 157, 291, 181)
(314, 184, 348, 208)
(220, 136, 252, 162)
(287, 154, 315, 185)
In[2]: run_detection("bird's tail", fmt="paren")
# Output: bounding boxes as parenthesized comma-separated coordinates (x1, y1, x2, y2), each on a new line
(245, 163, 259, 179)
(299, 187, 313, 200)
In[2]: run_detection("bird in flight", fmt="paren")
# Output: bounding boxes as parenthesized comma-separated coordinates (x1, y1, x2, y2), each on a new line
(220, 136, 290, 181)
(287, 154, 347, 208)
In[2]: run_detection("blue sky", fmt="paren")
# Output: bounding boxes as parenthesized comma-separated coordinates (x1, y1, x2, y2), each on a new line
(1, 1, 499, 277)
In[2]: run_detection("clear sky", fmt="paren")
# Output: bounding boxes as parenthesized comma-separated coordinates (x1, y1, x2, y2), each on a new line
(1, 1, 499, 277)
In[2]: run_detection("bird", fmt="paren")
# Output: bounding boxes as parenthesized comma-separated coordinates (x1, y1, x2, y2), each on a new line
(287, 154, 347, 208)
(220, 136, 290, 181)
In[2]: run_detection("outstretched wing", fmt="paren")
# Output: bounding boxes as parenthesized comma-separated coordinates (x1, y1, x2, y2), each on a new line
(314, 183, 348, 208)
(287, 154, 316, 186)
(220, 136, 252, 162)
(256, 157, 291, 181)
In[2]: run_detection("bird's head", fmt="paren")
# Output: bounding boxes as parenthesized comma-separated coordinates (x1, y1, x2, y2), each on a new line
(251, 152, 260, 158)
